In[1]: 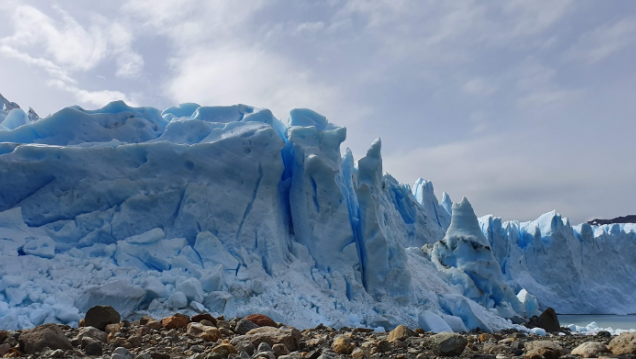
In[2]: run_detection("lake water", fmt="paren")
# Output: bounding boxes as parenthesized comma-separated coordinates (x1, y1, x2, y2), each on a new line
(558, 314, 636, 332)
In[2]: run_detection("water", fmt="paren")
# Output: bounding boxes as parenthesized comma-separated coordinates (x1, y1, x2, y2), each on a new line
(559, 314, 636, 332)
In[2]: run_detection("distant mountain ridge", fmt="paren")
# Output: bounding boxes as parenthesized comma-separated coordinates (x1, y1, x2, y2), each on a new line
(588, 215, 636, 226)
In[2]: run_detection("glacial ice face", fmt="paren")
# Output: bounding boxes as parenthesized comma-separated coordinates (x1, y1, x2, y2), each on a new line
(479, 213, 636, 315)
(0, 94, 633, 332)
(2, 97, 519, 332)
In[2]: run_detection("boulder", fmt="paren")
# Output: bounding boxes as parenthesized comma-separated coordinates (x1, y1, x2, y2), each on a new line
(245, 314, 277, 327)
(18, 324, 73, 354)
(200, 327, 222, 342)
(538, 308, 560, 333)
(388, 325, 411, 343)
(331, 336, 354, 354)
(235, 318, 260, 335)
(231, 327, 302, 351)
(608, 333, 636, 355)
(525, 340, 563, 359)
(572, 342, 608, 358)
(75, 326, 108, 343)
(84, 305, 121, 331)
(161, 313, 190, 329)
(429, 332, 468, 357)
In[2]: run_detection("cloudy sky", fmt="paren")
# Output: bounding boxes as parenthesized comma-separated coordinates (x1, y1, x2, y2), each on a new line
(0, 0, 634, 224)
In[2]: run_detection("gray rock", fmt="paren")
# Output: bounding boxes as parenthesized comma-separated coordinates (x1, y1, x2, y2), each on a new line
(258, 341, 273, 352)
(235, 318, 259, 335)
(112, 346, 133, 359)
(18, 323, 73, 354)
(76, 326, 108, 343)
(84, 305, 121, 331)
(230, 327, 302, 351)
(429, 332, 468, 357)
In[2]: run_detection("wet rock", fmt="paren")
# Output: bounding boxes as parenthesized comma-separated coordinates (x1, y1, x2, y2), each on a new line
(572, 342, 608, 358)
(245, 314, 278, 327)
(429, 332, 468, 357)
(18, 324, 73, 354)
(85, 305, 121, 331)
(608, 333, 636, 355)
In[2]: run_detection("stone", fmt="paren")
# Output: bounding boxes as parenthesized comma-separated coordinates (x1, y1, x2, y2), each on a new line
(429, 332, 468, 357)
(111, 346, 133, 359)
(351, 347, 365, 359)
(525, 352, 542, 359)
(187, 322, 209, 336)
(18, 323, 73, 354)
(232, 327, 302, 351)
(235, 318, 260, 335)
(597, 331, 612, 338)
(608, 333, 636, 355)
(0, 343, 11, 356)
(480, 333, 495, 342)
(140, 315, 154, 325)
(376, 340, 392, 353)
(191, 313, 218, 326)
(258, 342, 273, 352)
(538, 308, 561, 333)
(128, 335, 142, 348)
(245, 314, 278, 327)
(200, 327, 222, 342)
(0, 330, 8, 343)
(273, 343, 289, 357)
(525, 340, 563, 357)
(84, 305, 121, 331)
(161, 313, 190, 329)
(387, 325, 411, 343)
(146, 319, 162, 330)
(572, 342, 608, 358)
(105, 323, 121, 334)
(210, 343, 238, 358)
(331, 336, 354, 354)
(84, 341, 103, 356)
(76, 326, 108, 343)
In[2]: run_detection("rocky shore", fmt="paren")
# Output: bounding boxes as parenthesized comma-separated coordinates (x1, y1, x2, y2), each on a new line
(0, 306, 635, 359)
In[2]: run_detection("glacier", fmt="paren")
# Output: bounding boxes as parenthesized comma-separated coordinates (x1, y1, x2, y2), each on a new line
(1, 94, 635, 332)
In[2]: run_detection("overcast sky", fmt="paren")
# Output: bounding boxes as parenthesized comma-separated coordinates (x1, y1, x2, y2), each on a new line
(1, 0, 634, 224)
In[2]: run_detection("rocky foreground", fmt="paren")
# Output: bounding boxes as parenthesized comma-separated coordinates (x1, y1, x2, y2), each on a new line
(0, 307, 635, 359)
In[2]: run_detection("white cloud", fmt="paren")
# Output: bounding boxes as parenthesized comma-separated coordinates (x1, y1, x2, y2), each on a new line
(564, 17, 636, 65)
(462, 78, 496, 96)
(47, 79, 136, 108)
(0, 4, 144, 77)
(166, 46, 337, 120)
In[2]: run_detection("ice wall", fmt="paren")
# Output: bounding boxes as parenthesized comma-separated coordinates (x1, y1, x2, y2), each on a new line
(479, 213, 636, 314)
(0, 97, 517, 332)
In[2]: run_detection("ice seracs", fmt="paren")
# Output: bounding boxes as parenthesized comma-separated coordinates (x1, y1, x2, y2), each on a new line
(1, 93, 635, 332)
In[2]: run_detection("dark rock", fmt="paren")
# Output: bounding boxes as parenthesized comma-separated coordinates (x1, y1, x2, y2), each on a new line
(597, 330, 612, 338)
(84, 305, 121, 331)
(235, 318, 260, 335)
(18, 324, 73, 354)
(538, 308, 561, 333)
(84, 341, 103, 356)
